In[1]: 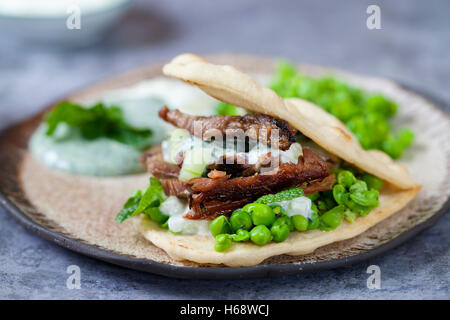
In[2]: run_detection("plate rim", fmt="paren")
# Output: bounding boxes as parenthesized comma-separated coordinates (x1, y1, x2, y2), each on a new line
(0, 74, 448, 280)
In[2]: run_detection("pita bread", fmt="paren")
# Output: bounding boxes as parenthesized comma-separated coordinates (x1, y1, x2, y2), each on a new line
(138, 54, 421, 266)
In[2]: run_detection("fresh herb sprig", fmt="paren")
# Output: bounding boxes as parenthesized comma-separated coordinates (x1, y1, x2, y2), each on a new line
(115, 177, 167, 223)
(45, 101, 152, 149)
(255, 187, 304, 204)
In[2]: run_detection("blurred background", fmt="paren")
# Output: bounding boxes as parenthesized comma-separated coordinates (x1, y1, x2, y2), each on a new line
(0, 0, 448, 299)
(0, 0, 448, 127)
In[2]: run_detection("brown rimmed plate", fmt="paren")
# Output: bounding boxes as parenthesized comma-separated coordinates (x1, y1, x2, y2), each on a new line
(0, 54, 449, 279)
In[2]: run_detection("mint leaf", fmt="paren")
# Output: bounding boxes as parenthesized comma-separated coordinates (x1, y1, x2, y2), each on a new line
(255, 187, 304, 204)
(115, 178, 166, 223)
(45, 101, 152, 149)
(133, 177, 166, 215)
(115, 190, 142, 223)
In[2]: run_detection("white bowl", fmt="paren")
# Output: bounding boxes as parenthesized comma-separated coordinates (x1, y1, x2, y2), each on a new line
(0, 0, 133, 47)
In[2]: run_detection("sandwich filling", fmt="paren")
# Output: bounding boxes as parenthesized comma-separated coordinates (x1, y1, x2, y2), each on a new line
(116, 107, 383, 251)
(141, 107, 333, 220)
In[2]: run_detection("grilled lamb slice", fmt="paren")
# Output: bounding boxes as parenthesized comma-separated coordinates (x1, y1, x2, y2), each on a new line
(186, 174, 335, 220)
(300, 173, 336, 195)
(185, 198, 254, 220)
(140, 146, 180, 179)
(160, 179, 191, 198)
(159, 106, 297, 150)
(206, 154, 257, 177)
(189, 148, 328, 204)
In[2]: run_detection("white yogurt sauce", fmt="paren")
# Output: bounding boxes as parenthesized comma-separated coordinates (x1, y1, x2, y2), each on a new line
(270, 196, 314, 218)
(159, 196, 211, 236)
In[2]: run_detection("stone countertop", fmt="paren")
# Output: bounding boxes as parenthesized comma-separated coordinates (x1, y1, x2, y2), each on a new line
(0, 0, 448, 299)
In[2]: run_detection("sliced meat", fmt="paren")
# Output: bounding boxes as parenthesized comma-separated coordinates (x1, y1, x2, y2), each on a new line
(190, 148, 328, 202)
(301, 173, 336, 195)
(160, 179, 191, 198)
(187, 148, 329, 218)
(159, 106, 297, 150)
(185, 198, 253, 220)
(185, 175, 336, 219)
(206, 154, 257, 177)
(140, 146, 180, 179)
(207, 169, 228, 179)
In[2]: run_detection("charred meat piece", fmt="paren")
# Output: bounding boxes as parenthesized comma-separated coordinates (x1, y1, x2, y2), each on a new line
(140, 146, 180, 179)
(160, 179, 191, 198)
(186, 174, 335, 220)
(159, 106, 297, 150)
(206, 154, 257, 177)
(301, 173, 336, 195)
(190, 148, 328, 202)
(187, 148, 329, 218)
(185, 198, 254, 220)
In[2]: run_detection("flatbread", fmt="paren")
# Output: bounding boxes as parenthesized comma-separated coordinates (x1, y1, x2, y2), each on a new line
(140, 54, 422, 266)
(163, 53, 416, 189)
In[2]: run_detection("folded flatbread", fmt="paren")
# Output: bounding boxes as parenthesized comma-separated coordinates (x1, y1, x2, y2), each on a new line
(140, 54, 420, 267)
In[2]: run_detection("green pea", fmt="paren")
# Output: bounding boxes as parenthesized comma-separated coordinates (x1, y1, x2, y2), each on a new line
(271, 224, 290, 242)
(307, 211, 320, 230)
(209, 215, 231, 237)
(337, 170, 357, 188)
(311, 203, 319, 215)
(214, 234, 232, 252)
(292, 215, 309, 231)
(349, 180, 368, 193)
(317, 200, 328, 211)
(344, 198, 372, 216)
(244, 203, 275, 226)
(318, 221, 333, 231)
(269, 205, 283, 215)
(229, 210, 252, 231)
(320, 205, 345, 229)
(231, 229, 250, 242)
(325, 197, 336, 209)
(250, 225, 272, 245)
(272, 216, 294, 231)
(306, 193, 320, 202)
(361, 173, 383, 191)
(332, 184, 348, 205)
(146, 207, 169, 224)
(344, 209, 358, 223)
(350, 189, 379, 207)
(160, 220, 169, 229)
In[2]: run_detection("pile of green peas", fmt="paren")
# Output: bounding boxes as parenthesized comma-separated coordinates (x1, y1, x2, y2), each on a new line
(312, 169, 382, 231)
(211, 202, 313, 252)
(210, 169, 382, 252)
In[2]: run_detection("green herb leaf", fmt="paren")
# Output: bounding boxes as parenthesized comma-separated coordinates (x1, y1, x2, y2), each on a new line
(115, 190, 142, 223)
(45, 101, 152, 149)
(115, 177, 166, 223)
(255, 187, 304, 204)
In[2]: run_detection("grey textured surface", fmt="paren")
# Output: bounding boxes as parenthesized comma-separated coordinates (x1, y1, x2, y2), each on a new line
(0, 0, 449, 299)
